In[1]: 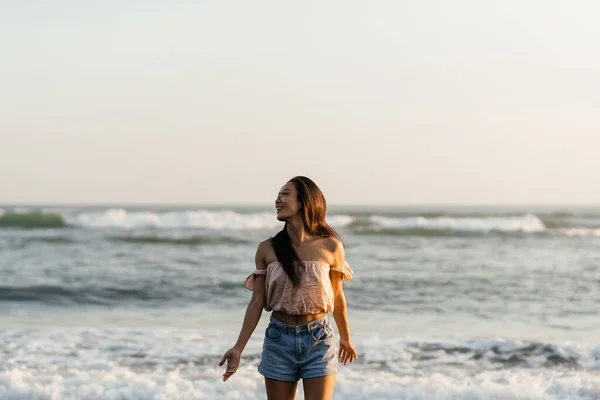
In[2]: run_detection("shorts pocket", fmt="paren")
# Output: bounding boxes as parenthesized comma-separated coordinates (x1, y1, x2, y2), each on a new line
(311, 324, 334, 343)
(265, 324, 283, 342)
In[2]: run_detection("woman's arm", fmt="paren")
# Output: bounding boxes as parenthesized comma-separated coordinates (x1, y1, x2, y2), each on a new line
(219, 240, 268, 381)
(330, 239, 358, 365)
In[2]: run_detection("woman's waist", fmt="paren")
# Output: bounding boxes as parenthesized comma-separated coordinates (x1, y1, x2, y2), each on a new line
(271, 310, 328, 326)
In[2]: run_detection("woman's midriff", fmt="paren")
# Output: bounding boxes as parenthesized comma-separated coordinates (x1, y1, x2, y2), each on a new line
(271, 311, 327, 326)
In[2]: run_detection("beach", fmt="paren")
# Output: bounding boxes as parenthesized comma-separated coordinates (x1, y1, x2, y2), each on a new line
(1, 204, 599, 399)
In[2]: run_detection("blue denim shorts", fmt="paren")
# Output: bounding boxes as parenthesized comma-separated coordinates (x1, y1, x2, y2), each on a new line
(258, 313, 339, 381)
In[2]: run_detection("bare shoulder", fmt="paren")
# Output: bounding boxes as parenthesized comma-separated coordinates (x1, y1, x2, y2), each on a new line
(256, 238, 273, 253)
(255, 239, 274, 270)
(322, 236, 345, 265)
(322, 236, 344, 252)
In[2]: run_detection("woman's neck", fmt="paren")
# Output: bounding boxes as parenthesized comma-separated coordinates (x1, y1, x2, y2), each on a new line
(286, 218, 312, 247)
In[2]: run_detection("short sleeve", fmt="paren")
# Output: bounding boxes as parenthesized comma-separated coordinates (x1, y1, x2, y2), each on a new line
(244, 269, 267, 291)
(330, 261, 353, 281)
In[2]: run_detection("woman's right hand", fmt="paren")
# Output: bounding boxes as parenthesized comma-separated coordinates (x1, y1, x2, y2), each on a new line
(219, 347, 241, 382)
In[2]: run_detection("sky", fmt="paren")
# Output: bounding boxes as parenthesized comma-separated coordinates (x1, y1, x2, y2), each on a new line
(1, 0, 599, 205)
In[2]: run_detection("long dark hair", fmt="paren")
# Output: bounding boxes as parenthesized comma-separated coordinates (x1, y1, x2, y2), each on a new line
(270, 176, 342, 286)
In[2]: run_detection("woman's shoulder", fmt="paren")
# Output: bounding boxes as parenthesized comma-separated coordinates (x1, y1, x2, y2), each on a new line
(255, 238, 276, 268)
(256, 238, 273, 251)
(321, 236, 344, 252)
(318, 236, 344, 266)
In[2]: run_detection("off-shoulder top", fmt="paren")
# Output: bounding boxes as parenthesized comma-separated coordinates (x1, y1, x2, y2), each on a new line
(244, 260, 353, 315)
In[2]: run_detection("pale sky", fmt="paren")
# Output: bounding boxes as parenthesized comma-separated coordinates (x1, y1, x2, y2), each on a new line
(1, 1, 599, 205)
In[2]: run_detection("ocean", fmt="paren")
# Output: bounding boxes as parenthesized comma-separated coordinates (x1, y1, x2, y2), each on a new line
(0, 204, 599, 399)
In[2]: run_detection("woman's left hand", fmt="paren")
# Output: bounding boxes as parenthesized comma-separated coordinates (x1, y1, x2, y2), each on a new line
(219, 347, 241, 381)
(338, 338, 358, 365)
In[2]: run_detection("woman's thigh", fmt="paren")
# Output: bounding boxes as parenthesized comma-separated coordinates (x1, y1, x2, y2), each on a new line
(302, 374, 336, 400)
(265, 377, 298, 400)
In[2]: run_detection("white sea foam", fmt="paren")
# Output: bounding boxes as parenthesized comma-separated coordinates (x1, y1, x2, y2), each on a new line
(560, 228, 600, 237)
(1, 328, 599, 400)
(66, 209, 355, 230)
(369, 213, 546, 233)
(3, 366, 599, 400)
(326, 214, 356, 227)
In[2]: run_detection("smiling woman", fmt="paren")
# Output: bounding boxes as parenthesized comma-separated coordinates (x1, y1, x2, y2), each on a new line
(220, 176, 357, 400)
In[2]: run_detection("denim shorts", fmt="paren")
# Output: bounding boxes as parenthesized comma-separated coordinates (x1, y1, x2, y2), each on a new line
(258, 313, 339, 381)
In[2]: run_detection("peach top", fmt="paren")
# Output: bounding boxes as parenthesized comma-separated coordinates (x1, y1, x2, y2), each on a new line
(244, 260, 353, 315)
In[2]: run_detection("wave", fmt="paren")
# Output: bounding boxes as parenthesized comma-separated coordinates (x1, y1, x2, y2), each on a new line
(67, 209, 276, 230)
(26, 236, 75, 244)
(362, 337, 595, 370)
(0, 208, 356, 231)
(559, 228, 600, 237)
(67, 209, 356, 230)
(0, 281, 253, 306)
(2, 208, 600, 239)
(0, 285, 169, 306)
(0, 212, 66, 228)
(109, 235, 250, 245)
(1, 330, 598, 400)
(358, 214, 547, 234)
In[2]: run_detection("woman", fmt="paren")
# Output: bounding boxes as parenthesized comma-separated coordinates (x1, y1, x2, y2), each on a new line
(219, 176, 358, 400)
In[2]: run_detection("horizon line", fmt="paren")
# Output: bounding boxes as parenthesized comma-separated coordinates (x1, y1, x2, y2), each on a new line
(1, 201, 599, 208)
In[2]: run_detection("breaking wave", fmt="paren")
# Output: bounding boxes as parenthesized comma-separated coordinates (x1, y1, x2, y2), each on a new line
(1, 208, 599, 238)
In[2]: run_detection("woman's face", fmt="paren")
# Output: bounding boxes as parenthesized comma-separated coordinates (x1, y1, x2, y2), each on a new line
(275, 182, 302, 221)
